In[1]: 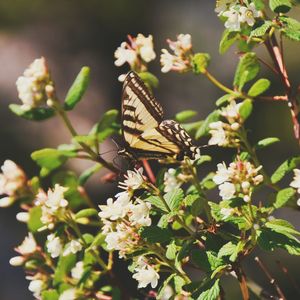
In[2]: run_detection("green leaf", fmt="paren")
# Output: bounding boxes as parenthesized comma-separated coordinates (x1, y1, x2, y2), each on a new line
(196, 155, 212, 166)
(255, 137, 280, 149)
(216, 94, 232, 107)
(253, 0, 265, 10)
(191, 249, 211, 272)
(31, 148, 76, 175)
(279, 17, 300, 41)
(192, 53, 211, 74)
(274, 188, 296, 209)
(139, 226, 172, 243)
(164, 188, 184, 211)
(64, 66, 90, 111)
(79, 163, 102, 185)
(233, 53, 260, 89)
(257, 228, 300, 255)
(166, 241, 177, 260)
(138, 72, 159, 89)
(41, 290, 59, 300)
(239, 99, 253, 120)
(197, 279, 220, 300)
(248, 78, 271, 97)
(145, 195, 168, 212)
(269, 0, 292, 13)
(175, 110, 198, 123)
(195, 110, 220, 139)
(265, 219, 300, 236)
(28, 206, 43, 232)
(218, 241, 244, 262)
(157, 274, 176, 299)
(250, 21, 273, 38)
(9, 104, 55, 121)
(53, 254, 76, 285)
(75, 208, 98, 219)
(271, 156, 300, 184)
(219, 30, 239, 54)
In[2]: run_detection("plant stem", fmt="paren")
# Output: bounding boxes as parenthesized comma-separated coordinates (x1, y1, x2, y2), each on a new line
(142, 159, 156, 184)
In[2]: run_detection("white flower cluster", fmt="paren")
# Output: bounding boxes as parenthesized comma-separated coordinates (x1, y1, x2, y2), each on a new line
(160, 34, 192, 73)
(16, 57, 53, 111)
(209, 100, 242, 147)
(114, 34, 156, 81)
(132, 256, 160, 289)
(0, 160, 27, 207)
(213, 160, 263, 202)
(290, 169, 300, 206)
(98, 168, 152, 258)
(9, 233, 38, 266)
(163, 168, 182, 193)
(215, 1, 262, 31)
(35, 184, 69, 230)
(27, 276, 45, 299)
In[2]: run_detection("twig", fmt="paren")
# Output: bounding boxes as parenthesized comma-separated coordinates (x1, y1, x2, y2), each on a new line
(142, 159, 156, 184)
(255, 257, 286, 300)
(276, 260, 300, 295)
(235, 266, 250, 300)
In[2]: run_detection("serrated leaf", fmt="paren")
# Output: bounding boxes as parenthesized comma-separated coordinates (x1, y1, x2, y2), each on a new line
(175, 110, 197, 122)
(234, 53, 260, 89)
(271, 157, 300, 184)
(139, 226, 172, 243)
(31, 148, 76, 175)
(164, 188, 184, 211)
(218, 242, 236, 258)
(274, 188, 296, 209)
(248, 78, 271, 97)
(250, 21, 273, 38)
(192, 53, 211, 74)
(265, 219, 300, 236)
(28, 206, 43, 232)
(9, 104, 55, 121)
(197, 279, 220, 300)
(255, 137, 280, 149)
(216, 94, 232, 107)
(75, 208, 98, 219)
(191, 249, 211, 272)
(219, 30, 239, 54)
(269, 0, 292, 13)
(280, 16, 300, 41)
(64, 66, 90, 110)
(195, 110, 220, 139)
(138, 72, 159, 89)
(145, 195, 168, 212)
(239, 98, 253, 120)
(166, 241, 177, 260)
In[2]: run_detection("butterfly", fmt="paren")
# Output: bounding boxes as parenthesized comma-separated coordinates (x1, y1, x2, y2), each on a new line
(118, 71, 200, 162)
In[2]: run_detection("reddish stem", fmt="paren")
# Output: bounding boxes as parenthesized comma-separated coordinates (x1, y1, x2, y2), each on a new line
(142, 159, 156, 184)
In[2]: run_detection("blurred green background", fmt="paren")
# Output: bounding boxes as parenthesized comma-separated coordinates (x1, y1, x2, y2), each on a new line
(0, 1, 299, 299)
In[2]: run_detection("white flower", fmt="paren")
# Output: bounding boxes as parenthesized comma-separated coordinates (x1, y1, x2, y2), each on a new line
(17, 233, 37, 255)
(220, 207, 234, 220)
(160, 285, 174, 300)
(160, 49, 187, 73)
(98, 191, 131, 221)
(118, 168, 144, 190)
(16, 212, 29, 222)
(208, 121, 228, 146)
(16, 57, 50, 111)
(9, 256, 25, 266)
(46, 234, 63, 258)
(59, 288, 77, 300)
(169, 34, 192, 55)
(132, 258, 159, 289)
(290, 169, 300, 193)
(219, 182, 236, 200)
(213, 163, 231, 185)
(223, 6, 241, 31)
(164, 168, 181, 193)
(215, 0, 236, 15)
(114, 42, 137, 67)
(63, 239, 83, 256)
(239, 3, 261, 27)
(71, 261, 84, 280)
(129, 199, 152, 226)
(45, 184, 68, 213)
(105, 230, 127, 251)
(28, 279, 44, 298)
(221, 100, 242, 120)
(0, 160, 26, 197)
(136, 34, 156, 62)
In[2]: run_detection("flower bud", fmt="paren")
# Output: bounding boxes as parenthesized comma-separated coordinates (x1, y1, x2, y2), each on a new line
(0, 196, 14, 207)
(16, 212, 29, 223)
(241, 181, 250, 190)
(9, 256, 25, 266)
(231, 122, 240, 131)
(243, 195, 250, 202)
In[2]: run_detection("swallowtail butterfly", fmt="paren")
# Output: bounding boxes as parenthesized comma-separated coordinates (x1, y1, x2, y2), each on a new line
(118, 71, 200, 161)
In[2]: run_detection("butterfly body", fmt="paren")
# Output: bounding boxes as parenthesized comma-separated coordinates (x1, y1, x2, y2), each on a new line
(119, 71, 200, 162)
